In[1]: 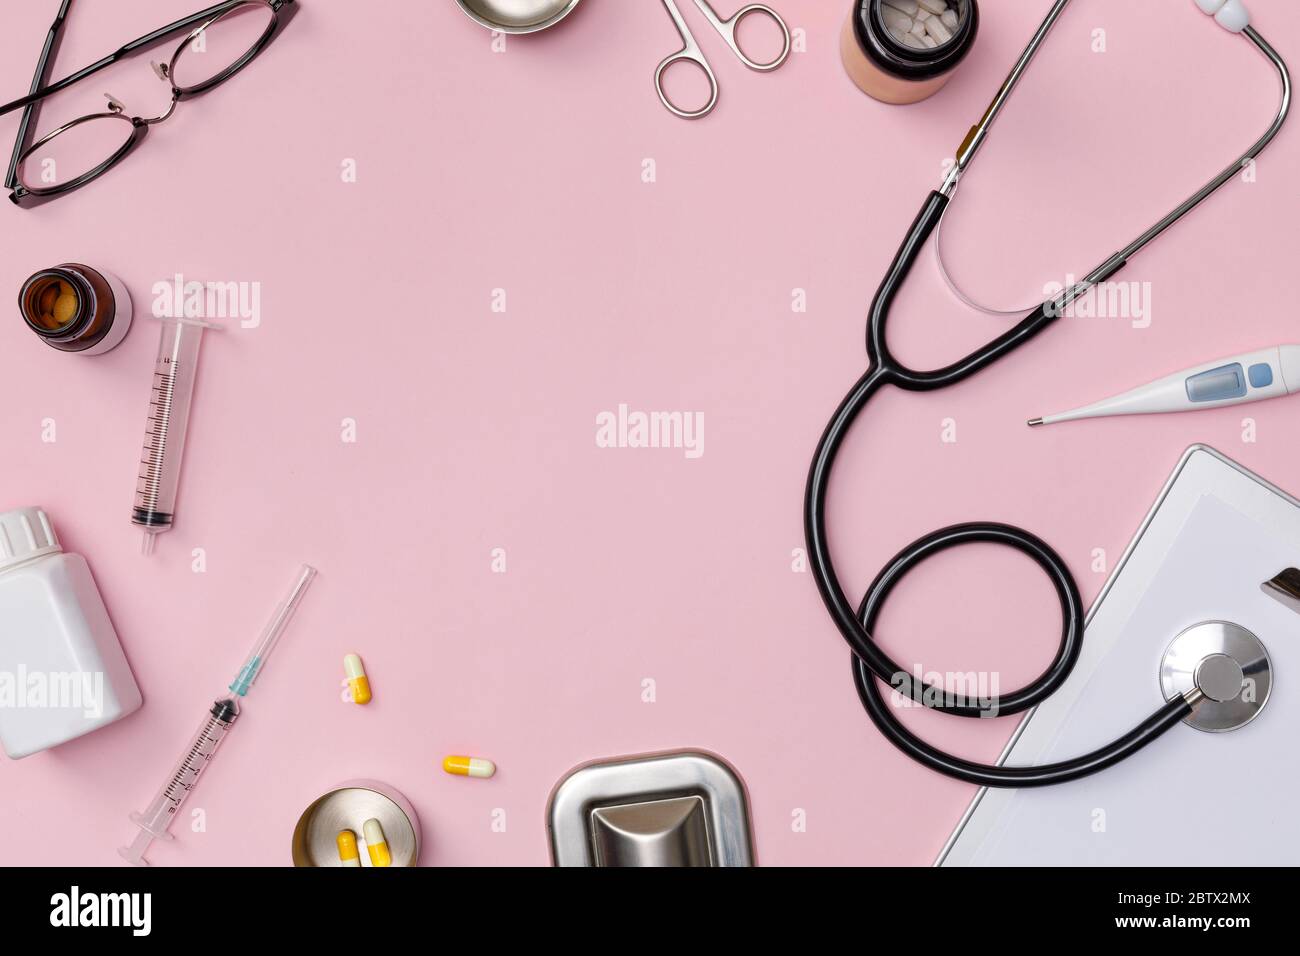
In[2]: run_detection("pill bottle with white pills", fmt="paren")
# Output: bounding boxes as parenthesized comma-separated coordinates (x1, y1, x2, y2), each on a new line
(841, 0, 979, 105)
(18, 262, 133, 356)
(0, 506, 143, 759)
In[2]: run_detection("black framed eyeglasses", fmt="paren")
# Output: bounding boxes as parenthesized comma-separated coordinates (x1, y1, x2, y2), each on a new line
(0, 0, 297, 207)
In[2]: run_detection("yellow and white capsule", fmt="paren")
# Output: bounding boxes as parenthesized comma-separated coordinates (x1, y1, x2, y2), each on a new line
(344, 653, 371, 705)
(443, 755, 496, 779)
(362, 818, 391, 868)
(336, 828, 361, 867)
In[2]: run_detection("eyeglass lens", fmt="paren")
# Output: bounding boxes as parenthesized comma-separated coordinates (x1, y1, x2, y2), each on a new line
(170, 2, 276, 92)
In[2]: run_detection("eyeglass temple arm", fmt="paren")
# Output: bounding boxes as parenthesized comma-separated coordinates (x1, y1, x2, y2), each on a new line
(5, 0, 74, 191)
(0, 0, 246, 120)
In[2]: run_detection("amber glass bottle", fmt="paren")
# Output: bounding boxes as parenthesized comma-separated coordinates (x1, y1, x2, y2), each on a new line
(19, 263, 133, 355)
(841, 0, 979, 105)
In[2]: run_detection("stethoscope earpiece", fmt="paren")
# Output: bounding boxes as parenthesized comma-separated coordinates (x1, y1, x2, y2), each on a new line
(1196, 0, 1251, 34)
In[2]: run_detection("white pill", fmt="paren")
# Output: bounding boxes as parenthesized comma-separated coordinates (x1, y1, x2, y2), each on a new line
(910, 18, 927, 36)
(900, 31, 925, 49)
(1214, 0, 1250, 32)
(1194, 0, 1226, 14)
(925, 18, 952, 43)
(881, 7, 912, 32)
(920, 34, 938, 48)
(362, 818, 391, 867)
(917, 0, 947, 14)
(882, 0, 920, 15)
(941, 8, 958, 29)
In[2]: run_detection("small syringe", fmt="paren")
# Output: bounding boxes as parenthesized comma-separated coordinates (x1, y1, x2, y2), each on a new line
(133, 316, 220, 557)
(118, 564, 317, 866)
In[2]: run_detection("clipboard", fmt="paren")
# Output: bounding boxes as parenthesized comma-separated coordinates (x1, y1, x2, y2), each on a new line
(939, 444, 1300, 866)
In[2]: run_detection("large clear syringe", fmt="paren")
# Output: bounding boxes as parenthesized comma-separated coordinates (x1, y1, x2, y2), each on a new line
(118, 564, 317, 866)
(133, 316, 220, 557)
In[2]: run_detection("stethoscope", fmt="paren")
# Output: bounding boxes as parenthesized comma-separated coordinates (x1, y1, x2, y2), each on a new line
(806, 0, 1291, 787)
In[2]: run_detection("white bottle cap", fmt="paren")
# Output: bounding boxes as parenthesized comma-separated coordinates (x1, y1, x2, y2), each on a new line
(0, 507, 63, 572)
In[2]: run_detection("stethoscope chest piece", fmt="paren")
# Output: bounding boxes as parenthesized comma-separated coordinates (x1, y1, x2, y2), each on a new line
(1160, 621, 1272, 733)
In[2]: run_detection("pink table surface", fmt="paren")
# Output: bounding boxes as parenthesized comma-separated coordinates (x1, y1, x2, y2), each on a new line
(1, 0, 1297, 867)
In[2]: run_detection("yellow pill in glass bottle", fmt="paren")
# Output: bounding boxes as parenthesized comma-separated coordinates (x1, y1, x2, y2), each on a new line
(19, 263, 133, 355)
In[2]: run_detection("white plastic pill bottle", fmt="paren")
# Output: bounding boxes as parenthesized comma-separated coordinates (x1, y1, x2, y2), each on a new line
(0, 506, 143, 758)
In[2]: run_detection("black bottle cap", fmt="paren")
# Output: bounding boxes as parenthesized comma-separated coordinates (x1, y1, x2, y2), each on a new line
(853, 0, 980, 81)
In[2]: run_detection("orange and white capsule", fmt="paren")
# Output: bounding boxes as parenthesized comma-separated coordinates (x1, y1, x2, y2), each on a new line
(344, 653, 371, 705)
(336, 828, 361, 867)
(443, 755, 496, 779)
(362, 818, 391, 868)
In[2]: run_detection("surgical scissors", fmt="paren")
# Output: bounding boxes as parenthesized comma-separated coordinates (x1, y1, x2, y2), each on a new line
(655, 0, 791, 119)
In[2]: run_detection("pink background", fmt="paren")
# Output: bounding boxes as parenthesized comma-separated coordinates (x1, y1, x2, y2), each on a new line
(1, 0, 1297, 866)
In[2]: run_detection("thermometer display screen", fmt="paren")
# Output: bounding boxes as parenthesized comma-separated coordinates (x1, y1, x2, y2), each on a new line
(1186, 364, 1247, 403)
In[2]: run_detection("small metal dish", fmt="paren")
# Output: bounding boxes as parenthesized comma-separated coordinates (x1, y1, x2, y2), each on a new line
(455, 0, 582, 34)
(291, 779, 421, 867)
(547, 749, 755, 866)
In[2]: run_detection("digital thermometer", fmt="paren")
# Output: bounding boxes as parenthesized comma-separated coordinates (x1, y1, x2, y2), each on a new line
(1029, 346, 1300, 427)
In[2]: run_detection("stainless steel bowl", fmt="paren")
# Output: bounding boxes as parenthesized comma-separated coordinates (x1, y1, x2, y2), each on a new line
(455, 0, 582, 34)
(291, 779, 421, 867)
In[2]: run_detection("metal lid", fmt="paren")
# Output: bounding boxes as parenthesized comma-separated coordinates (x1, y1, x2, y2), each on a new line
(854, 0, 980, 81)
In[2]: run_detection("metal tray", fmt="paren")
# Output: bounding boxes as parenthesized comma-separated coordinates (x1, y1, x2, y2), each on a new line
(547, 749, 755, 866)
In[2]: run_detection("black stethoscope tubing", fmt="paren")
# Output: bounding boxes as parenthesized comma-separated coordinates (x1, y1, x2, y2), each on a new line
(804, 192, 1191, 788)
(804, 8, 1290, 788)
